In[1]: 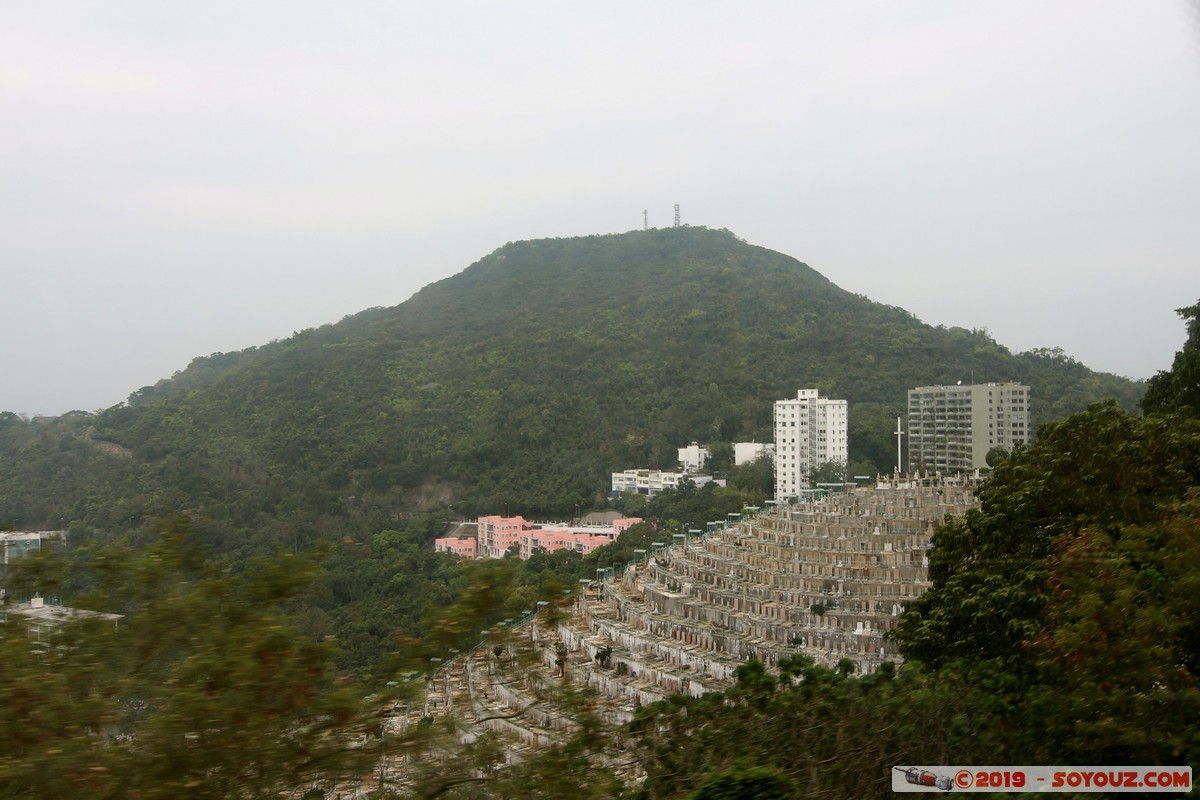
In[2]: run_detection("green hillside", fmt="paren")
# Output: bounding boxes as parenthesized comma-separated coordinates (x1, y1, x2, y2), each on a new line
(2, 226, 1140, 540)
(2, 233, 1186, 787)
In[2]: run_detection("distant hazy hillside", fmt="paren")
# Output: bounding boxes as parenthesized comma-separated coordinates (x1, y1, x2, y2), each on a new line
(1, 226, 1141, 538)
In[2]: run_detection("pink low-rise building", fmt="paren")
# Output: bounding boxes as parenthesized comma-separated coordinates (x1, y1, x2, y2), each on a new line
(434, 536, 478, 558)
(613, 517, 642, 535)
(517, 527, 612, 559)
(438, 515, 644, 561)
(477, 515, 534, 559)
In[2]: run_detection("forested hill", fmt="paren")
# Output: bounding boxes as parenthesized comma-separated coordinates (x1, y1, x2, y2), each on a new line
(2, 226, 1140, 538)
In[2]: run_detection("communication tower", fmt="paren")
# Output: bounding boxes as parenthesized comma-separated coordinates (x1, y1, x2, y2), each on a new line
(643, 209, 648, 230)
(673, 204, 680, 227)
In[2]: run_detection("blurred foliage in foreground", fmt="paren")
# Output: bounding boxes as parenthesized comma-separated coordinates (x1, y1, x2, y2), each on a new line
(0, 519, 392, 799)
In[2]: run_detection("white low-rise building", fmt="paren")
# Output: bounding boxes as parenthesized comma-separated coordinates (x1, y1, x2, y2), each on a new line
(733, 441, 774, 466)
(2, 594, 122, 640)
(677, 442, 711, 472)
(611, 469, 716, 497)
(1, 532, 42, 564)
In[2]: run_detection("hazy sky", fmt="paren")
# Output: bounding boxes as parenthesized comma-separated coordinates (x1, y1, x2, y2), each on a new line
(4, 2, 1199, 415)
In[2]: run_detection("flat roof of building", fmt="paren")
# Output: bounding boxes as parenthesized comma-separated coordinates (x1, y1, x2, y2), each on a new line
(4, 599, 122, 626)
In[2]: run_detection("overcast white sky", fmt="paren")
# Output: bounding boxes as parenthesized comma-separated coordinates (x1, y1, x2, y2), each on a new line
(3, 2, 1199, 415)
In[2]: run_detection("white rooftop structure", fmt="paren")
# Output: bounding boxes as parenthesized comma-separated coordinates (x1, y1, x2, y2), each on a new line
(3, 594, 122, 638)
(733, 441, 774, 466)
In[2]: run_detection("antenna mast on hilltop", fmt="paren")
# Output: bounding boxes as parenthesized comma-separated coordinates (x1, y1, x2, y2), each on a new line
(643, 209, 648, 230)
(673, 204, 680, 227)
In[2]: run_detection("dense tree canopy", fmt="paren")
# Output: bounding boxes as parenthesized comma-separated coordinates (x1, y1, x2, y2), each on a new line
(1142, 300, 1200, 418)
(894, 401, 1200, 672)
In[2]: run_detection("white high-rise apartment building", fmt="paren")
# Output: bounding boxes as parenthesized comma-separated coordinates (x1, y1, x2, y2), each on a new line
(774, 389, 848, 499)
(907, 382, 1030, 473)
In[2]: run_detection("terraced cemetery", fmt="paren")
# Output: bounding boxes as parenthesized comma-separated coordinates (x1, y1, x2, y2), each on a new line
(367, 476, 979, 791)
